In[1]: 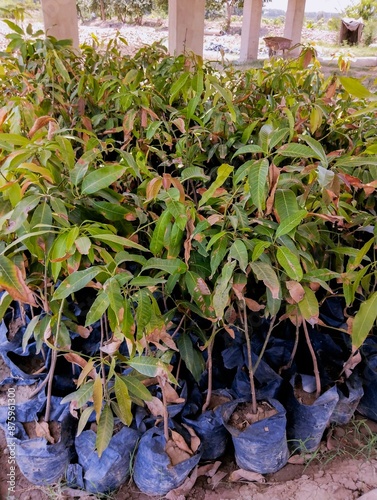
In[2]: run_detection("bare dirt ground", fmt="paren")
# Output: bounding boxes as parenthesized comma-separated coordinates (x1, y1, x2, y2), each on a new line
(1, 16, 377, 500)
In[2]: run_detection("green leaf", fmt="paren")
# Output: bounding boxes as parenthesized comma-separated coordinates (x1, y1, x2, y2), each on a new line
(61, 381, 94, 408)
(180, 167, 210, 182)
(251, 240, 271, 261)
(248, 159, 269, 213)
(76, 406, 94, 437)
(81, 165, 125, 194)
(141, 258, 187, 275)
(119, 375, 153, 402)
(276, 246, 303, 281)
(250, 261, 281, 299)
(169, 71, 190, 105)
(213, 261, 236, 319)
(96, 405, 114, 457)
(85, 291, 110, 326)
(93, 234, 149, 253)
(150, 210, 173, 256)
(274, 189, 299, 221)
(232, 145, 264, 159)
(210, 236, 229, 278)
(22, 315, 40, 352)
(114, 375, 133, 426)
(339, 76, 373, 99)
(75, 236, 91, 255)
(0, 293, 12, 322)
(199, 163, 233, 207)
(53, 267, 101, 301)
(211, 79, 237, 122)
(127, 356, 176, 384)
(300, 135, 328, 167)
(229, 240, 248, 273)
(70, 150, 99, 186)
(352, 292, 377, 349)
(298, 286, 319, 325)
(278, 143, 319, 159)
(275, 209, 307, 239)
(129, 276, 166, 286)
(176, 334, 205, 383)
(0, 255, 36, 306)
(135, 288, 151, 334)
(53, 51, 70, 83)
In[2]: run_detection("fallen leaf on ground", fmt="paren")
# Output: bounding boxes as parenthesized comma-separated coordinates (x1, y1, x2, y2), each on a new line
(210, 470, 228, 489)
(165, 467, 198, 499)
(229, 469, 265, 483)
(197, 461, 222, 478)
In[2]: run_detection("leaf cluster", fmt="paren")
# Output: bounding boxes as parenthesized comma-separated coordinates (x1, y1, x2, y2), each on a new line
(0, 23, 376, 453)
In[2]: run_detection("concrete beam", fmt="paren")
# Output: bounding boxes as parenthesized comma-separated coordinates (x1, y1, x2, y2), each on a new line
(284, 0, 306, 54)
(168, 0, 205, 56)
(240, 0, 264, 62)
(41, 0, 79, 48)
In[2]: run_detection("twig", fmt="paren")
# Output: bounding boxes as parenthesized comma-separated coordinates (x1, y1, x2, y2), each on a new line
(158, 375, 170, 442)
(302, 320, 321, 399)
(44, 349, 57, 422)
(201, 328, 215, 414)
(279, 309, 300, 374)
(253, 315, 277, 374)
(240, 301, 257, 414)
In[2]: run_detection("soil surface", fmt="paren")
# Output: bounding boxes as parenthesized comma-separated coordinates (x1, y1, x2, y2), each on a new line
(1, 417, 377, 499)
(1, 15, 377, 500)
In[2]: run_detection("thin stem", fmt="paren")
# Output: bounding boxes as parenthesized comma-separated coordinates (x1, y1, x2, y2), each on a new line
(279, 309, 300, 374)
(201, 327, 215, 414)
(302, 320, 321, 399)
(100, 315, 107, 397)
(253, 315, 277, 374)
(240, 301, 257, 414)
(44, 349, 57, 422)
(158, 376, 170, 442)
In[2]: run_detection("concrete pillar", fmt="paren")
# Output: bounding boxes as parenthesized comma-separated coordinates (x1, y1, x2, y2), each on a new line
(239, 0, 264, 62)
(168, 0, 205, 56)
(41, 0, 79, 48)
(284, 0, 306, 53)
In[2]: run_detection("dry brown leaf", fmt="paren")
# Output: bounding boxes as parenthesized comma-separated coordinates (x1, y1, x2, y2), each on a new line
(35, 420, 55, 444)
(100, 337, 122, 356)
(286, 281, 305, 303)
(207, 214, 223, 226)
(142, 327, 178, 352)
(209, 470, 228, 489)
(145, 396, 165, 417)
(197, 461, 222, 478)
(64, 353, 97, 380)
(343, 348, 362, 378)
(266, 163, 280, 215)
(165, 467, 198, 499)
(245, 297, 265, 312)
(75, 325, 92, 339)
(28, 116, 56, 138)
(229, 469, 265, 483)
(163, 382, 185, 405)
(170, 430, 193, 455)
(288, 454, 307, 465)
(165, 437, 192, 466)
(181, 423, 201, 453)
(224, 325, 235, 339)
(184, 217, 195, 265)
